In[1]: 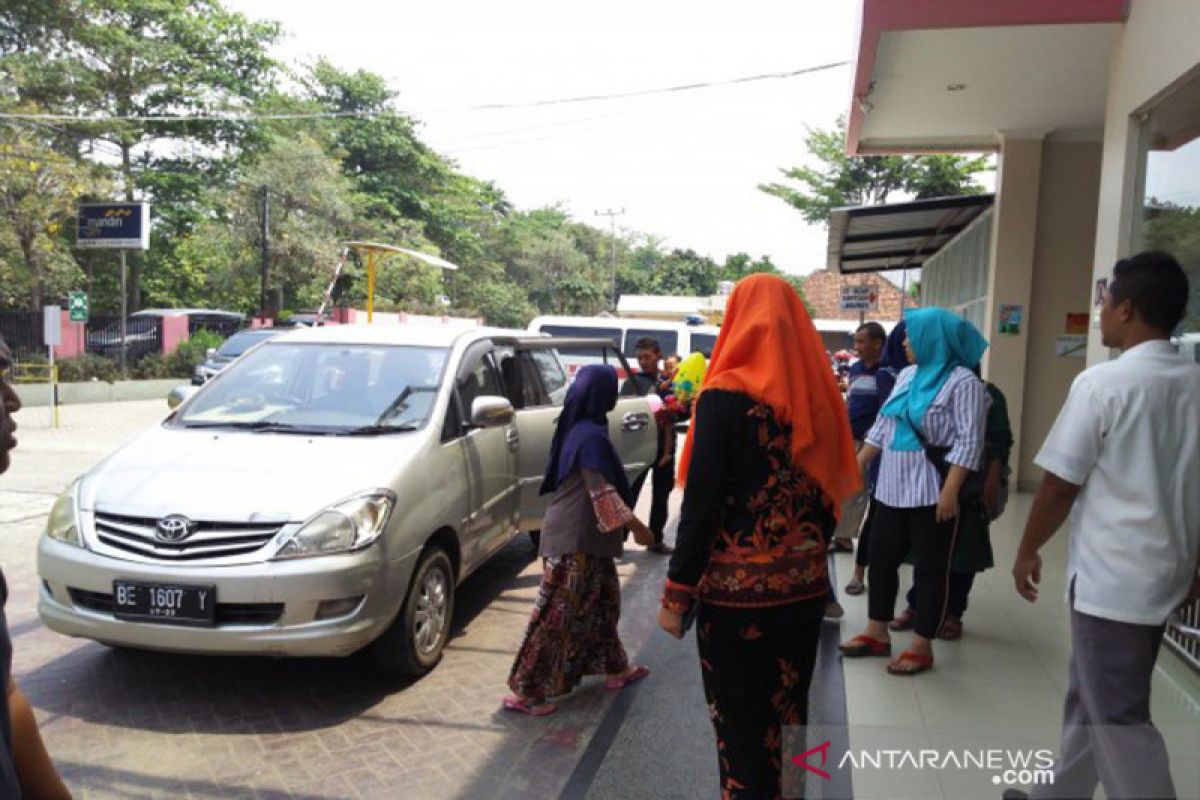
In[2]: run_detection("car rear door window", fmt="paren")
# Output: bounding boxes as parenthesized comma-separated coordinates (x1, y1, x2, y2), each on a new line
(624, 329, 678, 358)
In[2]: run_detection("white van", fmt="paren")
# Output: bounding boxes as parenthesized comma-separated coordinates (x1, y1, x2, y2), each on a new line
(528, 315, 721, 375)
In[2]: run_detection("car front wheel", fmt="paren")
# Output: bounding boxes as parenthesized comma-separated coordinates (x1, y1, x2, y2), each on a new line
(373, 547, 455, 677)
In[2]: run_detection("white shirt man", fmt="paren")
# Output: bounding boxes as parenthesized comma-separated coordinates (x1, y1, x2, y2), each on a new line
(1007, 252, 1200, 800)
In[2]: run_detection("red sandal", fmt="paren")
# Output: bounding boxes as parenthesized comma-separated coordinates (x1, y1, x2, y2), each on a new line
(605, 664, 650, 691)
(888, 608, 916, 632)
(886, 650, 934, 676)
(838, 634, 892, 658)
(502, 695, 558, 716)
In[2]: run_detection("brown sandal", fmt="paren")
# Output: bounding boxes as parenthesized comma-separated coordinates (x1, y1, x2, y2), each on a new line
(888, 608, 916, 632)
(938, 616, 963, 640)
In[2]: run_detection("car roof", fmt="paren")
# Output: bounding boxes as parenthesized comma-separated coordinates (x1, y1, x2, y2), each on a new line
(267, 324, 525, 349)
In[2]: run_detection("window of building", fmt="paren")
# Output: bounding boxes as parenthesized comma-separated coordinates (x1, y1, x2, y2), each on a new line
(1132, 71, 1200, 339)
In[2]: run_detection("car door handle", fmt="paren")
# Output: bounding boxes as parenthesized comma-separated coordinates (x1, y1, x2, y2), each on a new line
(505, 429, 520, 450)
(622, 412, 650, 432)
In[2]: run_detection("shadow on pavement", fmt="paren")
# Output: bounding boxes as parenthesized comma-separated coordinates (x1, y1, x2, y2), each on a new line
(54, 760, 346, 800)
(23, 536, 538, 735)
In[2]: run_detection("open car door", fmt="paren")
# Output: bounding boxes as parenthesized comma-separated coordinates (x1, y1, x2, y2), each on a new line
(497, 336, 656, 532)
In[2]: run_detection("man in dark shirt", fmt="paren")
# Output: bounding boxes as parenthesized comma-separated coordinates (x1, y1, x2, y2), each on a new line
(627, 337, 675, 554)
(831, 322, 895, 553)
(0, 337, 72, 799)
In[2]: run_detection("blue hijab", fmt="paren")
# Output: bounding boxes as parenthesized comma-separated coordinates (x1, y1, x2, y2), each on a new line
(540, 365, 634, 504)
(879, 308, 987, 451)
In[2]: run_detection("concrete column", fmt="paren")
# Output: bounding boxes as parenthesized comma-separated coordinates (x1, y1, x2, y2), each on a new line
(1017, 140, 1103, 490)
(982, 136, 1044, 482)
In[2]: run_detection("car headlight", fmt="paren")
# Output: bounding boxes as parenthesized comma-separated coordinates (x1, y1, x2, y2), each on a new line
(272, 491, 395, 560)
(46, 484, 82, 547)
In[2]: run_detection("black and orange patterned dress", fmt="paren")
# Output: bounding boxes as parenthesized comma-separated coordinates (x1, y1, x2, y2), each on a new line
(663, 389, 836, 800)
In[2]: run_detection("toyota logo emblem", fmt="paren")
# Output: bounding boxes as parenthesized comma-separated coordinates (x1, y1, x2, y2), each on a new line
(155, 515, 195, 543)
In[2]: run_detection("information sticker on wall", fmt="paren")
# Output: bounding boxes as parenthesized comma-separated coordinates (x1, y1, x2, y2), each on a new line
(998, 304, 1023, 336)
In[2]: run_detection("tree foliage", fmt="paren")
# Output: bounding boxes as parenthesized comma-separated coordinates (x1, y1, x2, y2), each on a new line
(760, 116, 991, 225)
(1, 0, 817, 327)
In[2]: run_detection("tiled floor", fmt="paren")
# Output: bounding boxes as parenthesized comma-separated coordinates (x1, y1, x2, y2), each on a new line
(833, 493, 1200, 800)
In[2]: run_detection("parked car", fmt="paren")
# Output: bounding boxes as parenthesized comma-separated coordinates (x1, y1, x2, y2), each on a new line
(38, 325, 656, 675)
(88, 309, 245, 362)
(191, 328, 284, 385)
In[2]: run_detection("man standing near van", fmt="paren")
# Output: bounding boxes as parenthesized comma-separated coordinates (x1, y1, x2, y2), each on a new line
(1007, 252, 1200, 800)
(629, 337, 675, 554)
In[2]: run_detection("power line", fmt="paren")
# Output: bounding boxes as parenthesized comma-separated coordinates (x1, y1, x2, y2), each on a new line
(0, 61, 850, 123)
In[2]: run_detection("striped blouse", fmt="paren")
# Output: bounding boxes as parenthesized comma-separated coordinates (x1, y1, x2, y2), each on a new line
(864, 366, 987, 508)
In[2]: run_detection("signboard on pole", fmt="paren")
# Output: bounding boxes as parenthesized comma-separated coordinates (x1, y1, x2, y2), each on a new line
(840, 284, 879, 312)
(68, 292, 89, 323)
(76, 202, 150, 250)
(43, 305, 62, 347)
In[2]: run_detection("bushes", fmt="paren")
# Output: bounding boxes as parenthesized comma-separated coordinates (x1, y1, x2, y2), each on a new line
(166, 330, 225, 378)
(56, 355, 121, 383)
(18, 329, 228, 382)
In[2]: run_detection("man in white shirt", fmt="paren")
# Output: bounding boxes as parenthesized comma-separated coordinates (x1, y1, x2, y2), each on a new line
(1006, 252, 1200, 800)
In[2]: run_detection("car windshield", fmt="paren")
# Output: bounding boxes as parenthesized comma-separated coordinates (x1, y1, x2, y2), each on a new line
(217, 330, 275, 358)
(174, 343, 448, 433)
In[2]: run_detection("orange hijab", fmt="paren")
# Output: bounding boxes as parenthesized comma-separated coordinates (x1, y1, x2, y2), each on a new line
(677, 274, 861, 509)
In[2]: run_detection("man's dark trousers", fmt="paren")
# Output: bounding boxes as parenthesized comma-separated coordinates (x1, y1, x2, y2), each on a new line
(630, 447, 674, 545)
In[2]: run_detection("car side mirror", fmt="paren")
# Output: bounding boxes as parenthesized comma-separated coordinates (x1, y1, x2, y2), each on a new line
(206, 348, 217, 359)
(167, 384, 199, 410)
(470, 396, 514, 428)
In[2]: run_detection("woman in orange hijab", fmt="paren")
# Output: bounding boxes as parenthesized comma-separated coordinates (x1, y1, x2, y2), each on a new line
(659, 274, 860, 799)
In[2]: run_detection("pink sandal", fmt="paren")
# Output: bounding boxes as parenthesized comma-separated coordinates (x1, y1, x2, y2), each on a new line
(605, 664, 650, 691)
(502, 695, 558, 716)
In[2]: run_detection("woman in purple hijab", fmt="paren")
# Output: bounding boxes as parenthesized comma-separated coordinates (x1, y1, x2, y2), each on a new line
(503, 365, 655, 716)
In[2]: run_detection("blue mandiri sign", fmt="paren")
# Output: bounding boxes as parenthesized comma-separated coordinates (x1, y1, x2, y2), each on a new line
(76, 202, 150, 250)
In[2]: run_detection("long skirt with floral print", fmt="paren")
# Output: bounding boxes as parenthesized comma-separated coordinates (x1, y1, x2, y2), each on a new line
(696, 599, 824, 800)
(507, 553, 629, 701)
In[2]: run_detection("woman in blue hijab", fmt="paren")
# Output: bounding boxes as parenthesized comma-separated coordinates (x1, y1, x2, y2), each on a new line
(505, 365, 655, 715)
(839, 308, 988, 676)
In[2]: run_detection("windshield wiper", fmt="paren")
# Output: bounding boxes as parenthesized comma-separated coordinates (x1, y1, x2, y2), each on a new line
(178, 421, 336, 435)
(340, 424, 421, 436)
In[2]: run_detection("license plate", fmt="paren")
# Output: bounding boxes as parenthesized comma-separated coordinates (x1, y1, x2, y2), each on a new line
(113, 580, 216, 626)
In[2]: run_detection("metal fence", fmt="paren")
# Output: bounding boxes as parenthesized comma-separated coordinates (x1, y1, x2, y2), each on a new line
(84, 314, 162, 363)
(1167, 600, 1200, 674)
(0, 311, 44, 360)
(0, 310, 166, 363)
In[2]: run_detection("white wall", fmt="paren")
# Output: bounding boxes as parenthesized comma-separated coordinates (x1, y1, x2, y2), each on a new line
(1089, 0, 1200, 363)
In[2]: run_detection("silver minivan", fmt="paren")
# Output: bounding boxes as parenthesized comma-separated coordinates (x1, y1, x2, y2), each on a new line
(38, 324, 656, 675)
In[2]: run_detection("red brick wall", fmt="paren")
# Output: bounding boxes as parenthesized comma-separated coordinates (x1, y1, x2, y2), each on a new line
(800, 270, 915, 322)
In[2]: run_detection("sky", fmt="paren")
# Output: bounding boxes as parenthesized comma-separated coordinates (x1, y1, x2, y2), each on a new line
(223, 0, 861, 276)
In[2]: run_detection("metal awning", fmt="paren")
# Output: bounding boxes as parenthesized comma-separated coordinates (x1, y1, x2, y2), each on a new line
(827, 194, 994, 274)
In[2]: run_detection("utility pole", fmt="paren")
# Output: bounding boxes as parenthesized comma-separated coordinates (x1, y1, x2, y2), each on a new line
(594, 208, 625, 312)
(259, 186, 270, 319)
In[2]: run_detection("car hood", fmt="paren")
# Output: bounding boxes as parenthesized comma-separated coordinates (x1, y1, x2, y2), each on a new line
(77, 425, 427, 522)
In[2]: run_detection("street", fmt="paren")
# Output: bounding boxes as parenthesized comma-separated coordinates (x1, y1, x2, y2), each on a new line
(0, 400, 719, 800)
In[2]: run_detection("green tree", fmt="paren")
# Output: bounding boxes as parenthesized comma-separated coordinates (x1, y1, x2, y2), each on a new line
(1143, 202, 1200, 332)
(759, 116, 991, 225)
(2, 0, 280, 308)
(0, 122, 106, 309)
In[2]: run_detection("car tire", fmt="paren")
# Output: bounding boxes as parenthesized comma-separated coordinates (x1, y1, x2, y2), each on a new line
(528, 530, 541, 550)
(372, 547, 455, 677)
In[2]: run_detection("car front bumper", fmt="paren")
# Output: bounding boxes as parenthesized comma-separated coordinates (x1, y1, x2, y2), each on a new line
(38, 536, 420, 658)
